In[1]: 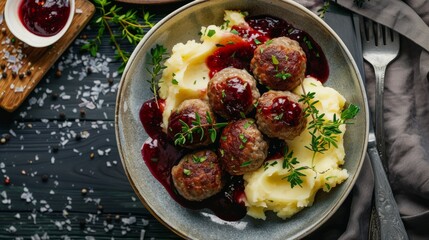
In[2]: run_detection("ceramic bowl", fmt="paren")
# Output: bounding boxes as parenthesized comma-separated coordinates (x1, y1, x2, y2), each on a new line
(4, 0, 75, 48)
(115, 0, 369, 239)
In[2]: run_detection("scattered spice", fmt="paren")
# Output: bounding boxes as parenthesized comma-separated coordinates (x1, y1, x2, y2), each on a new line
(26, 69, 32, 76)
(0, 137, 6, 144)
(2, 72, 7, 79)
(51, 92, 59, 100)
(81, 188, 88, 195)
(75, 133, 82, 141)
(52, 145, 59, 153)
(90, 152, 95, 159)
(58, 112, 66, 120)
(41, 174, 49, 182)
(107, 78, 114, 86)
(19, 73, 25, 80)
(79, 109, 86, 118)
(55, 69, 62, 78)
(0, 63, 5, 70)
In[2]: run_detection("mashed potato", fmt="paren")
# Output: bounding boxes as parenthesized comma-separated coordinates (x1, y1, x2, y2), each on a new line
(243, 77, 349, 219)
(158, 11, 247, 130)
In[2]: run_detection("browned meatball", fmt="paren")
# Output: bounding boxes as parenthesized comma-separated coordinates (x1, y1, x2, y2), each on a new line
(171, 150, 224, 201)
(219, 118, 268, 175)
(207, 68, 260, 119)
(251, 37, 306, 91)
(167, 99, 216, 148)
(256, 90, 307, 140)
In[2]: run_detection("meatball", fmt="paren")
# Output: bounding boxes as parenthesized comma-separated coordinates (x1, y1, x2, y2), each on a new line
(251, 37, 306, 91)
(171, 150, 224, 201)
(167, 99, 216, 149)
(219, 118, 268, 175)
(256, 90, 307, 140)
(207, 68, 260, 120)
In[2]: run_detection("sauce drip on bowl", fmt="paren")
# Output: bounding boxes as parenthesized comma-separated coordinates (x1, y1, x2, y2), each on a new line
(140, 15, 329, 221)
(19, 0, 71, 37)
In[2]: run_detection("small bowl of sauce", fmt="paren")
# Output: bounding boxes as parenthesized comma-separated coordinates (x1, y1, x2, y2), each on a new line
(4, 0, 75, 48)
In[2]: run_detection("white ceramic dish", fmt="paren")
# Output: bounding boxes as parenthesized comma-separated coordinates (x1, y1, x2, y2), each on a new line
(115, 0, 369, 239)
(4, 0, 75, 48)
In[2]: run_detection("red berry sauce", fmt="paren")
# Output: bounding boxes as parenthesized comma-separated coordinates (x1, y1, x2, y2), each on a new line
(19, 0, 71, 37)
(219, 77, 253, 118)
(206, 36, 253, 78)
(262, 97, 303, 126)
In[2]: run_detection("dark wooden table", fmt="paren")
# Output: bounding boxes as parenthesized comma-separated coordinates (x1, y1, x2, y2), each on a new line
(0, 1, 359, 239)
(0, 1, 187, 239)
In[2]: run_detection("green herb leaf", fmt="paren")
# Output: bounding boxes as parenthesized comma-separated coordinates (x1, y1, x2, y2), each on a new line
(183, 169, 191, 176)
(207, 29, 216, 37)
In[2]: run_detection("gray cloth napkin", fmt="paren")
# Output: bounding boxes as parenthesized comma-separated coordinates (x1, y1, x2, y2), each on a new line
(297, 0, 429, 239)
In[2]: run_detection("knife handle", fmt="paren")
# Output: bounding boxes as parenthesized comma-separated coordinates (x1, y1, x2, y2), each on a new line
(367, 146, 409, 240)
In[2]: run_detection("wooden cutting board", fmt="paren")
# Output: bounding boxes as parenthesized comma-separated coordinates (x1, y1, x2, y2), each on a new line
(0, 0, 95, 112)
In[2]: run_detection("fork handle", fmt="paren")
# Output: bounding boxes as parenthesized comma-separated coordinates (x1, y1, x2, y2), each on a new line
(374, 65, 388, 172)
(368, 145, 409, 240)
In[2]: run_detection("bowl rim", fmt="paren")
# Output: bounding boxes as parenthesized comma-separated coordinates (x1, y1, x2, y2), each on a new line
(4, 0, 76, 48)
(115, 0, 369, 239)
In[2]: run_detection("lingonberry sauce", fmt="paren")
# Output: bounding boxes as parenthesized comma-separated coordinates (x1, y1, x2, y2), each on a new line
(262, 97, 303, 126)
(19, 0, 71, 37)
(219, 77, 253, 117)
(206, 35, 254, 78)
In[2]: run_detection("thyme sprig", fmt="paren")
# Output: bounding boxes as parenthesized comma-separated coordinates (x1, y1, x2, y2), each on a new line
(81, 0, 154, 72)
(282, 146, 310, 188)
(299, 91, 360, 162)
(174, 112, 228, 146)
(147, 44, 168, 106)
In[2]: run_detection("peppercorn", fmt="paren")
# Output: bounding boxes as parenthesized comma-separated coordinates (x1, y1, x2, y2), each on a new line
(12, 71, 17, 78)
(108, 78, 114, 86)
(55, 69, 62, 78)
(2, 72, 7, 79)
(106, 214, 113, 223)
(19, 73, 25, 80)
(51, 92, 59, 100)
(59, 112, 66, 120)
(52, 145, 59, 153)
(75, 133, 82, 141)
(41, 174, 49, 183)
(79, 109, 86, 118)
(0, 63, 5, 70)
(26, 69, 32, 76)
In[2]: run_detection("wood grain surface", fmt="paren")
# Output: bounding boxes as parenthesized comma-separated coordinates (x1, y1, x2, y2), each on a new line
(0, 1, 188, 238)
(0, 0, 95, 112)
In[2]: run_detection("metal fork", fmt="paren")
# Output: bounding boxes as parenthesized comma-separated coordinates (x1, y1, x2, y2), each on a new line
(361, 18, 399, 171)
(358, 18, 408, 240)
